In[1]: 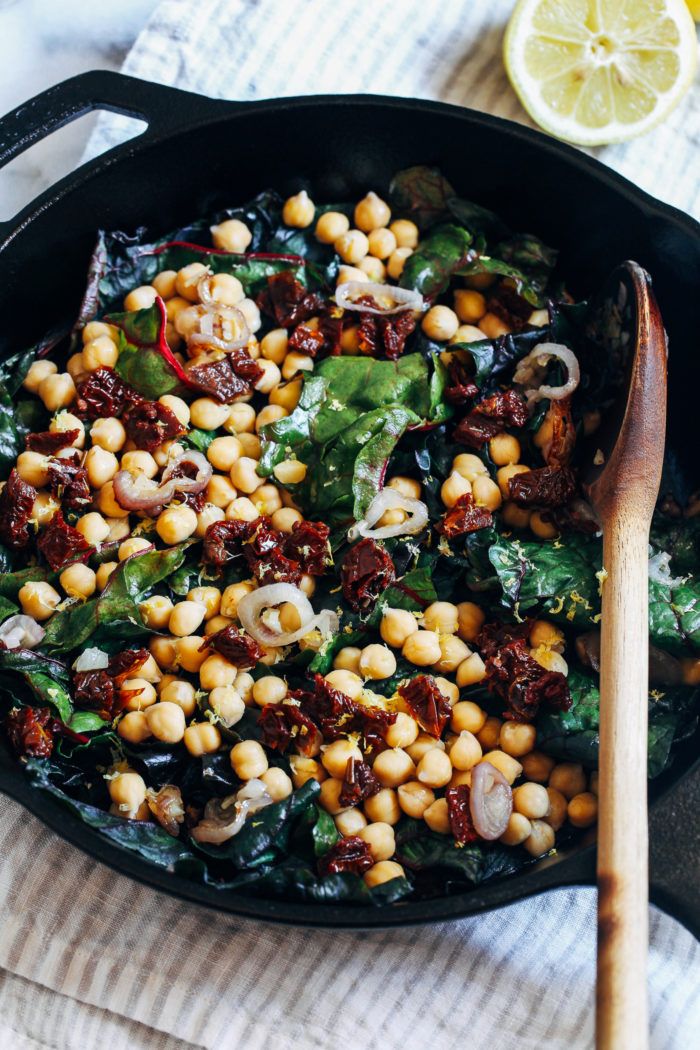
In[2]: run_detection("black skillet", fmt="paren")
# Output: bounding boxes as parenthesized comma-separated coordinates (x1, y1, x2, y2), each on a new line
(0, 71, 698, 932)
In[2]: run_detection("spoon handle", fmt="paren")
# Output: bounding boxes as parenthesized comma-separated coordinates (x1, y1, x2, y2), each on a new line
(596, 514, 649, 1050)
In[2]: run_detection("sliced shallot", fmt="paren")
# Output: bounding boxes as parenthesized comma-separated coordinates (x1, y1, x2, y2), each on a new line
(189, 283, 250, 352)
(191, 779, 273, 844)
(335, 281, 424, 315)
(0, 615, 45, 651)
(348, 488, 429, 541)
(113, 450, 212, 513)
(72, 647, 109, 672)
(513, 342, 581, 409)
(238, 583, 338, 648)
(469, 761, 513, 841)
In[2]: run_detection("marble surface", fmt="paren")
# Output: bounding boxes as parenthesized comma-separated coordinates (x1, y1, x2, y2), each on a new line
(0, 0, 158, 220)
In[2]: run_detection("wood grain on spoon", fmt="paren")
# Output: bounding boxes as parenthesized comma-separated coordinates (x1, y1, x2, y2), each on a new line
(583, 262, 667, 1050)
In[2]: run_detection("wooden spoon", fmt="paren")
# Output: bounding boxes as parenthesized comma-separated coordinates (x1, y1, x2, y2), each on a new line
(582, 261, 668, 1050)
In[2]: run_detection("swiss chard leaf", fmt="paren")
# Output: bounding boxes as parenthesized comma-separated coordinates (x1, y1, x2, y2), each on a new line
(109, 300, 188, 399)
(183, 428, 217, 453)
(395, 818, 523, 884)
(399, 223, 473, 298)
(0, 595, 18, 624)
(389, 166, 509, 240)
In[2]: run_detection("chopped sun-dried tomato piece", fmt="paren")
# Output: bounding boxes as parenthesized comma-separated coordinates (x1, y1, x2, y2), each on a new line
(75, 367, 141, 420)
(0, 469, 37, 550)
(258, 702, 320, 756)
(317, 836, 374, 877)
(123, 399, 184, 452)
(296, 675, 396, 753)
(47, 455, 91, 512)
(437, 492, 493, 537)
(446, 785, 479, 844)
(256, 271, 325, 328)
(357, 307, 416, 360)
(398, 675, 451, 738)
(243, 517, 302, 585)
(444, 358, 479, 406)
(341, 538, 396, 612)
(454, 389, 528, 449)
(202, 518, 258, 566)
(318, 312, 343, 357)
(508, 465, 577, 508)
(186, 349, 263, 404)
(486, 285, 533, 332)
(37, 510, 90, 570)
(339, 756, 381, 808)
(73, 670, 119, 720)
(539, 398, 575, 469)
(25, 429, 80, 455)
(478, 623, 571, 722)
(283, 520, 332, 575)
(108, 648, 150, 684)
(5, 706, 54, 758)
(288, 323, 325, 357)
(164, 458, 207, 512)
(199, 625, 263, 668)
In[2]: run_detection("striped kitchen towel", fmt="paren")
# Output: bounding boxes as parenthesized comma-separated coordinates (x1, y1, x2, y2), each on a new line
(2, 1, 700, 1048)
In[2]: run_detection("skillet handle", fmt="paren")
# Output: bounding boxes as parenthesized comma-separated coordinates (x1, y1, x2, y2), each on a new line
(0, 69, 227, 172)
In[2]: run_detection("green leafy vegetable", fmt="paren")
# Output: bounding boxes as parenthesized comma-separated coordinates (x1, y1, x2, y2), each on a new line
(109, 301, 187, 399)
(395, 819, 523, 883)
(399, 223, 473, 298)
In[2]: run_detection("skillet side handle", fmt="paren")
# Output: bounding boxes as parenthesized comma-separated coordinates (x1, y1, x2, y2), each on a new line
(0, 70, 227, 173)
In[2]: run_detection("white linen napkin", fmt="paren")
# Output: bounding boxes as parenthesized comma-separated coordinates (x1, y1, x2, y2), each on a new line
(2, 2, 699, 1047)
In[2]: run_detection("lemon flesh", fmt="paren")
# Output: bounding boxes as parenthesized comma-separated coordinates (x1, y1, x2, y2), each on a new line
(504, 0, 698, 145)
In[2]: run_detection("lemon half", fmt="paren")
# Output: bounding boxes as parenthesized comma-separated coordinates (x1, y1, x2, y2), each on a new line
(504, 0, 698, 145)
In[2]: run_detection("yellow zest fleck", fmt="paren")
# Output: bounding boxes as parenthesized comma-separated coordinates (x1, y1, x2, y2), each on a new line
(595, 568, 608, 596)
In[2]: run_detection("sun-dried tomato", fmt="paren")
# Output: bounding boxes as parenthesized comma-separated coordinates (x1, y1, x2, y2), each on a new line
(486, 285, 533, 332)
(25, 430, 80, 454)
(37, 510, 90, 570)
(296, 675, 396, 753)
(446, 785, 479, 844)
(437, 492, 493, 537)
(444, 358, 479, 406)
(341, 538, 396, 612)
(200, 625, 263, 668)
(186, 349, 264, 404)
(509, 465, 577, 508)
(244, 517, 302, 586)
(73, 670, 118, 720)
(288, 323, 325, 357)
(339, 756, 381, 808)
(318, 312, 343, 357)
(0, 469, 36, 550)
(317, 836, 374, 877)
(202, 518, 258, 566)
(357, 308, 416, 360)
(256, 271, 325, 327)
(108, 648, 150, 684)
(541, 498, 599, 535)
(47, 455, 91, 512)
(165, 459, 207, 512)
(479, 625, 571, 722)
(454, 389, 529, 449)
(258, 702, 320, 756)
(540, 398, 575, 469)
(5, 706, 54, 758)
(123, 399, 184, 452)
(75, 367, 141, 420)
(283, 520, 332, 576)
(398, 675, 451, 738)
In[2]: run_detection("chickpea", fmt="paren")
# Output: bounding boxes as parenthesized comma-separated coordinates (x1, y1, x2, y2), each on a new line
(456, 652, 487, 688)
(496, 463, 530, 499)
(549, 763, 587, 800)
(186, 586, 220, 621)
(31, 492, 59, 527)
(422, 305, 459, 342)
(160, 679, 197, 718)
(145, 701, 186, 744)
(83, 446, 117, 489)
(396, 781, 434, 819)
(252, 676, 287, 707)
(118, 537, 152, 561)
(406, 733, 445, 765)
(167, 600, 205, 638)
(358, 643, 397, 681)
(521, 750, 557, 783)
(211, 218, 252, 253)
(278, 601, 302, 633)
(480, 751, 523, 785)
(354, 192, 391, 232)
(513, 782, 550, 820)
(335, 808, 368, 836)
(416, 748, 452, 789)
(529, 307, 549, 326)
(319, 778, 349, 815)
(366, 227, 396, 260)
(290, 755, 326, 789)
(229, 457, 264, 494)
(389, 219, 418, 249)
(321, 739, 363, 779)
(479, 312, 511, 339)
(441, 471, 471, 508)
(450, 701, 486, 735)
(95, 562, 118, 591)
(500, 812, 532, 846)
(206, 272, 245, 307)
(237, 432, 261, 458)
(452, 454, 487, 484)
(207, 475, 238, 509)
(260, 767, 293, 802)
(545, 787, 568, 831)
(120, 450, 158, 479)
(16, 451, 50, 487)
(454, 603, 484, 645)
(184, 722, 222, 757)
(380, 608, 418, 648)
(139, 595, 174, 631)
(175, 635, 207, 673)
(472, 475, 502, 511)
(149, 636, 178, 672)
(333, 647, 362, 674)
(88, 419, 125, 455)
(199, 653, 237, 691)
(530, 510, 559, 540)
(117, 710, 152, 744)
(269, 379, 302, 413)
(423, 797, 451, 834)
(524, 819, 556, 857)
(568, 792, 598, 828)
(384, 712, 419, 749)
(50, 410, 84, 448)
(150, 269, 177, 299)
(386, 247, 413, 280)
(589, 771, 599, 797)
(364, 788, 401, 825)
(23, 359, 57, 393)
(233, 671, 254, 706)
(38, 373, 76, 411)
(18, 581, 60, 621)
(82, 335, 119, 371)
(323, 669, 363, 700)
(454, 289, 487, 324)
(59, 562, 96, 599)
(315, 210, 350, 244)
(529, 620, 565, 651)
(403, 630, 442, 667)
(364, 860, 405, 888)
(502, 502, 532, 530)
(220, 580, 256, 618)
(420, 602, 457, 637)
(189, 397, 229, 431)
(447, 731, 482, 771)
(108, 771, 147, 816)
(450, 323, 486, 344)
(434, 635, 470, 674)
(258, 330, 287, 369)
(175, 262, 208, 302)
(256, 404, 287, 434)
(372, 748, 416, 789)
(283, 189, 315, 228)
(123, 285, 157, 312)
(358, 821, 395, 863)
(121, 678, 157, 712)
(476, 716, 502, 750)
(273, 459, 307, 486)
(334, 230, 369, 265)
(357, 256, 386, 282)
(336, 266, 368, 288)
(533, 648, 569, 674)
(95, 481, 127, 520)
(434, 677, 459, 706)
(156, 505, 198, 544)
(487, 433, 521, 467)
(499, 722, 537, 758)
(271, 507, 303, 533)
(204, 436, 241, 473)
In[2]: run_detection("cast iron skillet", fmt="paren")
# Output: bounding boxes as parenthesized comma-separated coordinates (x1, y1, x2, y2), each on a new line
(0, 71, 698, 932)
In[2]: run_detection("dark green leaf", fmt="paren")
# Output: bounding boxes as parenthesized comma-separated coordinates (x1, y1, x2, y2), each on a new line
(183, 428, 216, 453)
(67, 711, 110, 734)
(109, 302, 186, 399)
(0, 596, 18, 624)
(395, 819, 523, 883)
(310, 805, 339, 857)
(399, 224, 473, 298)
